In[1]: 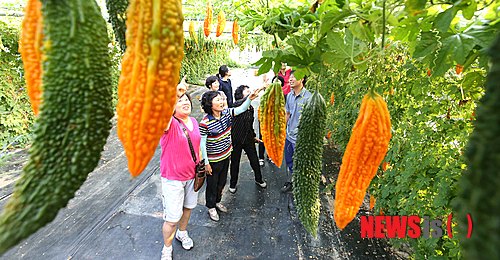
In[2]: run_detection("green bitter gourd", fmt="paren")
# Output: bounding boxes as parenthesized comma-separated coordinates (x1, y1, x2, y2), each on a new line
(0, 0, 113, 254)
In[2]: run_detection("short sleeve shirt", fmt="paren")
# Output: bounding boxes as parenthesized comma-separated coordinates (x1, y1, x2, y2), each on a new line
(285, 88, 312, 144)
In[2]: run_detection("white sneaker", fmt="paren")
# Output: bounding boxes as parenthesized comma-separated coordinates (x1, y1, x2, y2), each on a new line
(161, 245, 172, 260)
(215, 203, 228, 213)
(259, 159, 264, 166)
(208, 208, 219, 221)
(228, 187, 237, 193)
(175, 230, 194, 250)
(256, 181, 267, 188)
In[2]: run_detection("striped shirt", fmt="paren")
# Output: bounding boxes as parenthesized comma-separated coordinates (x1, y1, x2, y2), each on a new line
(199, 108, 236, 162)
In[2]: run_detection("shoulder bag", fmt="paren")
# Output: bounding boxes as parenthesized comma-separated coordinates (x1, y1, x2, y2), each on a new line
(175, 117, 206, 192)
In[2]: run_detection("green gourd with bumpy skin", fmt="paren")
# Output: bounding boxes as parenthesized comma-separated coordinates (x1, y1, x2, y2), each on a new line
(106, 0, 128, 53)
(454, 33, 500, 259)
(292, 91, 327, 237)
(0, 0, 113, 254)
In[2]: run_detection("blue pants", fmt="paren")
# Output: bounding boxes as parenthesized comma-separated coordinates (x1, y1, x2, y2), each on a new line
(284, 139, 295, 181)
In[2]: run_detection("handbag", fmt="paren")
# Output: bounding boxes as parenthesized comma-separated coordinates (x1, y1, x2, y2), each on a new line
(175, 117, 206, 192)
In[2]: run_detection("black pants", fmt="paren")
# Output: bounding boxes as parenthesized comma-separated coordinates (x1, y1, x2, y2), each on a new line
(230, 141, 263, 188)
(206, 157, 230, 209)
(258, 123, 265, 159)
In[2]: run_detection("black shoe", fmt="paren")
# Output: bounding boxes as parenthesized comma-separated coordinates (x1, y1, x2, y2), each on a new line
(280, 182, 292, 193)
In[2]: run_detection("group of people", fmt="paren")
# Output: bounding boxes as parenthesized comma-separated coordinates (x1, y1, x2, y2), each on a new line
(158, 64, 311, 260)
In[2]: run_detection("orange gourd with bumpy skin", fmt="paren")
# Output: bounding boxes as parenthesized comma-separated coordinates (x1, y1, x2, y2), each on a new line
(216, 11, 226, 37)
(258, 82, 286, 167)
(334, 91, 391, 229)
(232, 19, 239, 44)
(117, 0, 184, 177)
(203, 2, 212, 37)
(19, 0, 43, 115)
(189, 21, 195, 39)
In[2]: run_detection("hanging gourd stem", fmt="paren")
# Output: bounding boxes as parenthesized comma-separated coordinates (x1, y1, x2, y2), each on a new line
(371, 0, 387, 94)
(381, 0, 386, 52)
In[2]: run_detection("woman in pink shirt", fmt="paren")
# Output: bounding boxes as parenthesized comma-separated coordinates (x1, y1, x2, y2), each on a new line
(160, 80, 200, 260)
(278, 62, 292, 98)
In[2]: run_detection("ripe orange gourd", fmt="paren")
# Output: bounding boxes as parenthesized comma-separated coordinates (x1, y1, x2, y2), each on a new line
(203, 2, 212, 37)
(117, 0, 184, 176)
(216, 11, 226, 37)
(232, 19, 239, 44)
(334, 91, 391, 229)
(19, 0, 43, 115)
(258, 82, 286, 167)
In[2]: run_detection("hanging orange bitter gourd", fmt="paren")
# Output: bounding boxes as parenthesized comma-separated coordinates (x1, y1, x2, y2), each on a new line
(117, 0, 184, 177)
(216, 11, 226, 37)
(232, 19, 239, 44)
(203, 2, 212, 37)
(189, 20, 198, 45)
(19, 0, 43, 115)
(334, 91, 391, 229)
(258, 82, 286, 167)
(189, 20, 195, 39)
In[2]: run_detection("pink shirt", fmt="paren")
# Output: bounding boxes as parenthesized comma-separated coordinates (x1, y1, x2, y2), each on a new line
(279, 69, 292, 95)
(160, 117, 201, 181)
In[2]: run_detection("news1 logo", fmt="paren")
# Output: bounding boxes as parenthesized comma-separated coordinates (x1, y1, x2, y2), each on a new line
(360, 214, 473, 239)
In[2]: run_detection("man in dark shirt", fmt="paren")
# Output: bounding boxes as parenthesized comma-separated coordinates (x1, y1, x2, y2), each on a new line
(218, 65, 234, 107)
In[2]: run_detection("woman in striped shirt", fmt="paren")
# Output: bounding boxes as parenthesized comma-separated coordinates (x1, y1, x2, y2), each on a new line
(199, 88, 262, 221)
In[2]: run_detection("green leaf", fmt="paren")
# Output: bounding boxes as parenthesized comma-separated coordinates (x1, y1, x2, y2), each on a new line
(253, 57, 267, 66)
(433, 7, 458, 33)
(257, 60, 273, 75)
(432, 33, 476, 76)
(319, 8, 349, 37)
(413, 31, 439, 58)
(349, 21, 374, 42)
(293, 67, 309, 80)
(326, 31, 350, 59)
(446, 33, 477, 64)
(461, 0, 477, 20)
(405, 0, 427, 16)
(322, 52, 347, 69)
(464, 24, 500, 49)
(282, 54, 305, 66)
(277, 30, 287, 40)
(461, 71, 484, 91)
(262, 50, 278, 58)
(293, 44, 308, 60)
(272, 61, 282, 74)
(432, 45, 453, 77)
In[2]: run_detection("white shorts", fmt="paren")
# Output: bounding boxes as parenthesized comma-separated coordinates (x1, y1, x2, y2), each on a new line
(161, 177, 198, 222)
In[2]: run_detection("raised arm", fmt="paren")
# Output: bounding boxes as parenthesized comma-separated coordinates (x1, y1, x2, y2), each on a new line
(232, 87, 264, 116)
(233, 97, 251, 116)
(165, 75, 189, 131)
